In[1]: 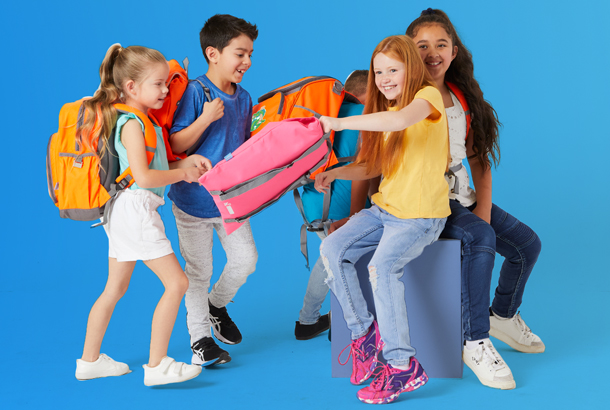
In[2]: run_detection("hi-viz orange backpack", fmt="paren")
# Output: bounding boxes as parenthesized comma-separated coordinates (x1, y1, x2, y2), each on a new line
(250, 76, 360, 179)
(149, 58, 212, 161)
(46, 100, 158, 226)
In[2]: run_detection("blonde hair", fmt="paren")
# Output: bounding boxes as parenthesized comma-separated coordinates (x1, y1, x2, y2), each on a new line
(76, 44, 166, 161)
(354, 35, 436, 179)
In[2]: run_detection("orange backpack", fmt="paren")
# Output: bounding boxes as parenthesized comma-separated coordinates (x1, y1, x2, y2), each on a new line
(149, 58, 189, 162)
(250, 76, 360, 178)
(46, 100, 158, 225)
(149, 58, 212, 160)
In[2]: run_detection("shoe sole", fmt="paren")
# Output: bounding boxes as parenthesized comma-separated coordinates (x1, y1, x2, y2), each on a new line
(489, 328, 545, 353)
(192, 352, 232, 366)
(144, 367, 202, 386)
(75, 369, 131, 380)
(463, 357, 516, 390)
(358, 373, 429, 404)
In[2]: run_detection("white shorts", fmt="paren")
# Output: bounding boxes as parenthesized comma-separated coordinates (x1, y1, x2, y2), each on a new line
(103, 189, 174, 262)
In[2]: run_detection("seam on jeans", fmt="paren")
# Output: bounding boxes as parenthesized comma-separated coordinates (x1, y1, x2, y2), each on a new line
(471, 246, 496, 256)
(336, 223, 384, 334)
(496, 234, 526, 316)
(496, 222, 538, 250)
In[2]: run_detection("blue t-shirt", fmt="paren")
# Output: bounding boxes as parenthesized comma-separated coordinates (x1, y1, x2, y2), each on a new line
(301, 102, 366, 223)
(168, 75, 253, 218)
(115, 112, 169, 198)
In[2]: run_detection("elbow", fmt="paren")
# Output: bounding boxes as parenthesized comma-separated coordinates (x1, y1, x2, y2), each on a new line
(133, 174, 155, 189)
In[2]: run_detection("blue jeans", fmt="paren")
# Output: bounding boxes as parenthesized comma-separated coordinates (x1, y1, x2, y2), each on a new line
(440, 200, 542, 341)
(320, 205, 446, 366)
(299, 232, 331, 325)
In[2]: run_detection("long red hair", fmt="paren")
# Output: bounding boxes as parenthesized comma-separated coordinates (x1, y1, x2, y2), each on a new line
(354, 35, 436, 179)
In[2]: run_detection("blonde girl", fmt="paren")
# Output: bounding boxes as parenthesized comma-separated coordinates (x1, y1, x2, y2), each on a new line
(315, 35, 450, 405)
(74, 44, 210, 386)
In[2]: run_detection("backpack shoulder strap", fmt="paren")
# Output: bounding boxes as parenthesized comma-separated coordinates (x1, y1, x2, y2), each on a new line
(111, 103, 158, 190)
(445, 82, 471, 138)
(192, 79, 212, 103)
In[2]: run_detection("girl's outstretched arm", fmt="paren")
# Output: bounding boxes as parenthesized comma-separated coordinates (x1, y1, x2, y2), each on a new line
(466, 131, 493, 224)
(121, 119, 205, 188)
(319, 98, 439, 133)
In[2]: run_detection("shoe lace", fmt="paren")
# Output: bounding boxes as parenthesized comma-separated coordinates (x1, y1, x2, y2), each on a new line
(369, 363, 391, 391)
(338, 340, 366, 366)
(479, 342, 506, 370)
(513, 311, 533, 337)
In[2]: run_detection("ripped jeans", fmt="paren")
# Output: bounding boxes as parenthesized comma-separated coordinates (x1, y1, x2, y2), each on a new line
(320, 205, 446, 366)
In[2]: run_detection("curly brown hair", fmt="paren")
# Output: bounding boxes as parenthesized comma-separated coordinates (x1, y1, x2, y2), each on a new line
(406, 9, 501, 169)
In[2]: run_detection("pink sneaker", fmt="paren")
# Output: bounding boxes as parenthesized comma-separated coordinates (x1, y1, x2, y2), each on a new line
(357, 358, 429, 405)
(339, 321, 384, 385)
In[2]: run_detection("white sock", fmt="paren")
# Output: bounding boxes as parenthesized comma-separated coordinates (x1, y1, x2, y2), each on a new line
(391, 363, 410, 370)
(465, 338, 487, 350)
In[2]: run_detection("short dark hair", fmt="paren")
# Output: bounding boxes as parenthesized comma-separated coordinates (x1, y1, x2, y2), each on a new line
(344, 70, 368, 97)
(200, 14, 258, 62)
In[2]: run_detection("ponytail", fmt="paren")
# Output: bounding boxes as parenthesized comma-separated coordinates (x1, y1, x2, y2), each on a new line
(77, 44, 122, 162)
(76, 44, 167, 163)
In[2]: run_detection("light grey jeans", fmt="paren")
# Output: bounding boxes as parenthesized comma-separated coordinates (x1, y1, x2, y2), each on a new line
(299, 230, 331, 325)
(173, 204, 258, 345)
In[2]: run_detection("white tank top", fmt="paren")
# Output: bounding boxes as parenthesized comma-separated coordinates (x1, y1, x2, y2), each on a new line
(445, 91, 477, 207)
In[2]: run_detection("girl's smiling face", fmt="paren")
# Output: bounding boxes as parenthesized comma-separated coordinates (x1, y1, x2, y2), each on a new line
(412, 24, 457, 85)
(373, 52, 405, 101)
(125, 61, 170, 113)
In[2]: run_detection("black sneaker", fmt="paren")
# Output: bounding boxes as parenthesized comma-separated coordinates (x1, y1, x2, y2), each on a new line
(209, 302, 242, 345)
(295, 313, 330, 340)
(191, 336, 231, 366)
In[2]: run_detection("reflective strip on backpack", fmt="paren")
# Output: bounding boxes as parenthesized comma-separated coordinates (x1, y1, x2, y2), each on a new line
(217, 132, 332, 201)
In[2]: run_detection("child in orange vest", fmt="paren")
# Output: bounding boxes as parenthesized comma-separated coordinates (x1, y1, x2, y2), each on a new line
(75, 44, 211, 386)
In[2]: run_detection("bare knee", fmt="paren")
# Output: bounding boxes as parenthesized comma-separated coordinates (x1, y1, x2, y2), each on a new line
(102, 282, 130, 303)
(166, 274, 189, 296)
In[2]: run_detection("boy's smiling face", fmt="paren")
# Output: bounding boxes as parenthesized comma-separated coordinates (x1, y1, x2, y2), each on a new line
(206, 34, 253, 93)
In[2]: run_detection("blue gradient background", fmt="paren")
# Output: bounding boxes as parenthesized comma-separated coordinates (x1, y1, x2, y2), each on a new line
(2, 0, 608, 409)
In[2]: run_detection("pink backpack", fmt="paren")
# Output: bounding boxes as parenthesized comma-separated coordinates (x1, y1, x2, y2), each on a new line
(199, 117, 328, 235)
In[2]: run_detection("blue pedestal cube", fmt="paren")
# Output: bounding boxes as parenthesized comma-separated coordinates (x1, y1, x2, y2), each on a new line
(330, 239, 463, 378)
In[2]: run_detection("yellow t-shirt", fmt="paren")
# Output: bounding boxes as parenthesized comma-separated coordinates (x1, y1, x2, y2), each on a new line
(372, 86, 450, 219)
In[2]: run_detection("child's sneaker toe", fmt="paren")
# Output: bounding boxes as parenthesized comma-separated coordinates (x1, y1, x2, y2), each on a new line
(75, 353, 131, 380)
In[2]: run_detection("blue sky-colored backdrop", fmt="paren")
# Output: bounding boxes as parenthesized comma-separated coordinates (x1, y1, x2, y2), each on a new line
(2, 0, 608, 409)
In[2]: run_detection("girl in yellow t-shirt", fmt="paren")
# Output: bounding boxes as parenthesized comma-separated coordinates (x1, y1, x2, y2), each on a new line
(314, 35, 449, 405)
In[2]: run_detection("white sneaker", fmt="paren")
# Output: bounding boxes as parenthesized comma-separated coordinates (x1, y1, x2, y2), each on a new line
(463, 339, 516, 390)
(143, 356, 202, 386)
(75, 353, 131, 380)
(490, 311, 545, 353)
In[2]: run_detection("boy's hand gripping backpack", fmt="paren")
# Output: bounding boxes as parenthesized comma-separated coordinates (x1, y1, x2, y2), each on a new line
(46, 100, 158, 226)
(199, 117, 330, 238)
(250, 76, 362, 267)
(148, 58, 212, 162)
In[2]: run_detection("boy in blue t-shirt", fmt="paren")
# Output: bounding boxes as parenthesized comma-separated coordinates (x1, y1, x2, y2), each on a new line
(295, 70, 371, 340)
(169, 14, 258, 366)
